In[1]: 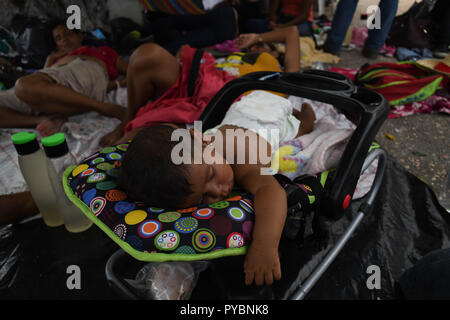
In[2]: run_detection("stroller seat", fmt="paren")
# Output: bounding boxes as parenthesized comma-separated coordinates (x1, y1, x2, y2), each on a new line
(63, 69, 389, 299)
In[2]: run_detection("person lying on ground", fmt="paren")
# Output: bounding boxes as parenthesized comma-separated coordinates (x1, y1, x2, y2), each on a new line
(100, 26, 301, 147)
(0, 22, 127, 137)
(118, 90, 316, 286)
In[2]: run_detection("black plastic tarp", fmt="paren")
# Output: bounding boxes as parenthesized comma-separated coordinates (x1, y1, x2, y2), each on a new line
(1, 154, 449, 300)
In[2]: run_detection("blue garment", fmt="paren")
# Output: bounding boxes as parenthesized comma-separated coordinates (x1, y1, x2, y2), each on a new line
(323, 0, 399, 54)
(296, 20, 314, 37)
(395, 47, 433, 61)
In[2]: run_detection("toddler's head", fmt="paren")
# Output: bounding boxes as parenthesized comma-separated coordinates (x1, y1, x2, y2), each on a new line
(118, 125, 234, 209)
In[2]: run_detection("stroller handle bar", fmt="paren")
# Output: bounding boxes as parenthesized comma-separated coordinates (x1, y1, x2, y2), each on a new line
(199, 70, 389, 220)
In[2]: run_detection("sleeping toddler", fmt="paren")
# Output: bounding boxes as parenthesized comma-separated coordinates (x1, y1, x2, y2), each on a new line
(118, 90, 316, 286)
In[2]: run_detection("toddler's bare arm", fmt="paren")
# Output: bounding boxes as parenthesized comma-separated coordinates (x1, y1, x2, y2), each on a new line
(234, 165, 287, 286)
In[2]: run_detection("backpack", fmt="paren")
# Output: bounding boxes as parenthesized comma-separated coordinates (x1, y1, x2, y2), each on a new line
(355, 62, 447, 106)
(386, 1, 433, 49)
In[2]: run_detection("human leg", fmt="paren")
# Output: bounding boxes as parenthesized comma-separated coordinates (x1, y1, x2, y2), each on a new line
(430, 0, 450, 57)
(100, 43, 180, 146)
(0, 107, 46, 128)
(323, 0, 359, 54)
(364, 0, 399, 52)
(127, 43, 180, 121)
(0, 106, 66, 137)
(293, 103, 316, 137)
(14, 72, 124, 119)
(0, 87, 57, 129)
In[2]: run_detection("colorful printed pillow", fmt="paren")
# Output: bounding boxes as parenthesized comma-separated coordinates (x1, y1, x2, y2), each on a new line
(63, 142, 255, 262)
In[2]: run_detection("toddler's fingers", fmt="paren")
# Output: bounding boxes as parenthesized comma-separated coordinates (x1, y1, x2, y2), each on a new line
(274, 266, 282, 281)
(245, 269, 255, 286)
(254, 271, 265, 286)
(265, 271, 274, 286)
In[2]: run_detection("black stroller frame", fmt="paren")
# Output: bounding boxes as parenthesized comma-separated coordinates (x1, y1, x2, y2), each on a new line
(105, 69, 390, 300)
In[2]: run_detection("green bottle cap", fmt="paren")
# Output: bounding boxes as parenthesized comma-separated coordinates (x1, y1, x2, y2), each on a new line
(11, 131, 37, 145)
(41, 133, 66, 147)
(11, 131, 39, 155)
(42, 133, 69, 158)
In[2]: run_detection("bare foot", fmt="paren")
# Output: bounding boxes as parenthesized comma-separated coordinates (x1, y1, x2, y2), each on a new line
(36, 115, 68, 137)
(293, 103, 316, 137)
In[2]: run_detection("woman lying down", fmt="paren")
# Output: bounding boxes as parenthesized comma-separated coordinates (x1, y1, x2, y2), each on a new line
(118, 90, 316, 288)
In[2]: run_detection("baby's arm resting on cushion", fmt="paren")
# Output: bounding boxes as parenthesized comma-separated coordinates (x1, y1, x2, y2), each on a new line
(235, 165, 287, 286)
(218, 125, 287, 285)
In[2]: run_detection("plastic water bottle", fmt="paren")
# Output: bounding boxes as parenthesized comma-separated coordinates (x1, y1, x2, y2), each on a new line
(11, 132, 64, 227)
(42, 133, 92, 233)
(312, 62, 325, 70)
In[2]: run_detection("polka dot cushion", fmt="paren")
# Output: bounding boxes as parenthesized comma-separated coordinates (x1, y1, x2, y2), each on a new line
(63, 143, 255, 262)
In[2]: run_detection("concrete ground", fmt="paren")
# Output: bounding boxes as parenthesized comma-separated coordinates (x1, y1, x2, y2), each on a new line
(324, 47, 450, 210)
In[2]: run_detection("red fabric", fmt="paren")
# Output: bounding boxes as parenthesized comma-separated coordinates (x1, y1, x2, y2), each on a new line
(56, 46, 119, 80)
(361, 62, 434, 78)
(375, 74, 443, 102)
(281, 0, 313, 22)
(330, 64, 450, 119)
(124, 46, 236, 134)
(435, 62, 450, 74)
(357, 62, 447, 103)
(327, 67, 358, 82)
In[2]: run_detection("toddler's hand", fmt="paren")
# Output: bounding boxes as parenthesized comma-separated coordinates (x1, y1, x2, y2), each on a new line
(244, 243, 281, 286)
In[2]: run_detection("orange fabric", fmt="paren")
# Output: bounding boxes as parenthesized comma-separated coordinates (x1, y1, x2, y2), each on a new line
(281, 0, 313, 22)
(237, 52, 281, 76)
(237, 52, 285, 98)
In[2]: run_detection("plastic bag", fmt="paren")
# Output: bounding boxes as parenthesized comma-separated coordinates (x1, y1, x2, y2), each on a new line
(127, 261, 209, 300)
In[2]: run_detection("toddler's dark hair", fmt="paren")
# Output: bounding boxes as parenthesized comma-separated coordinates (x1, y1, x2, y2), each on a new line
(118, 125, 193, 209)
